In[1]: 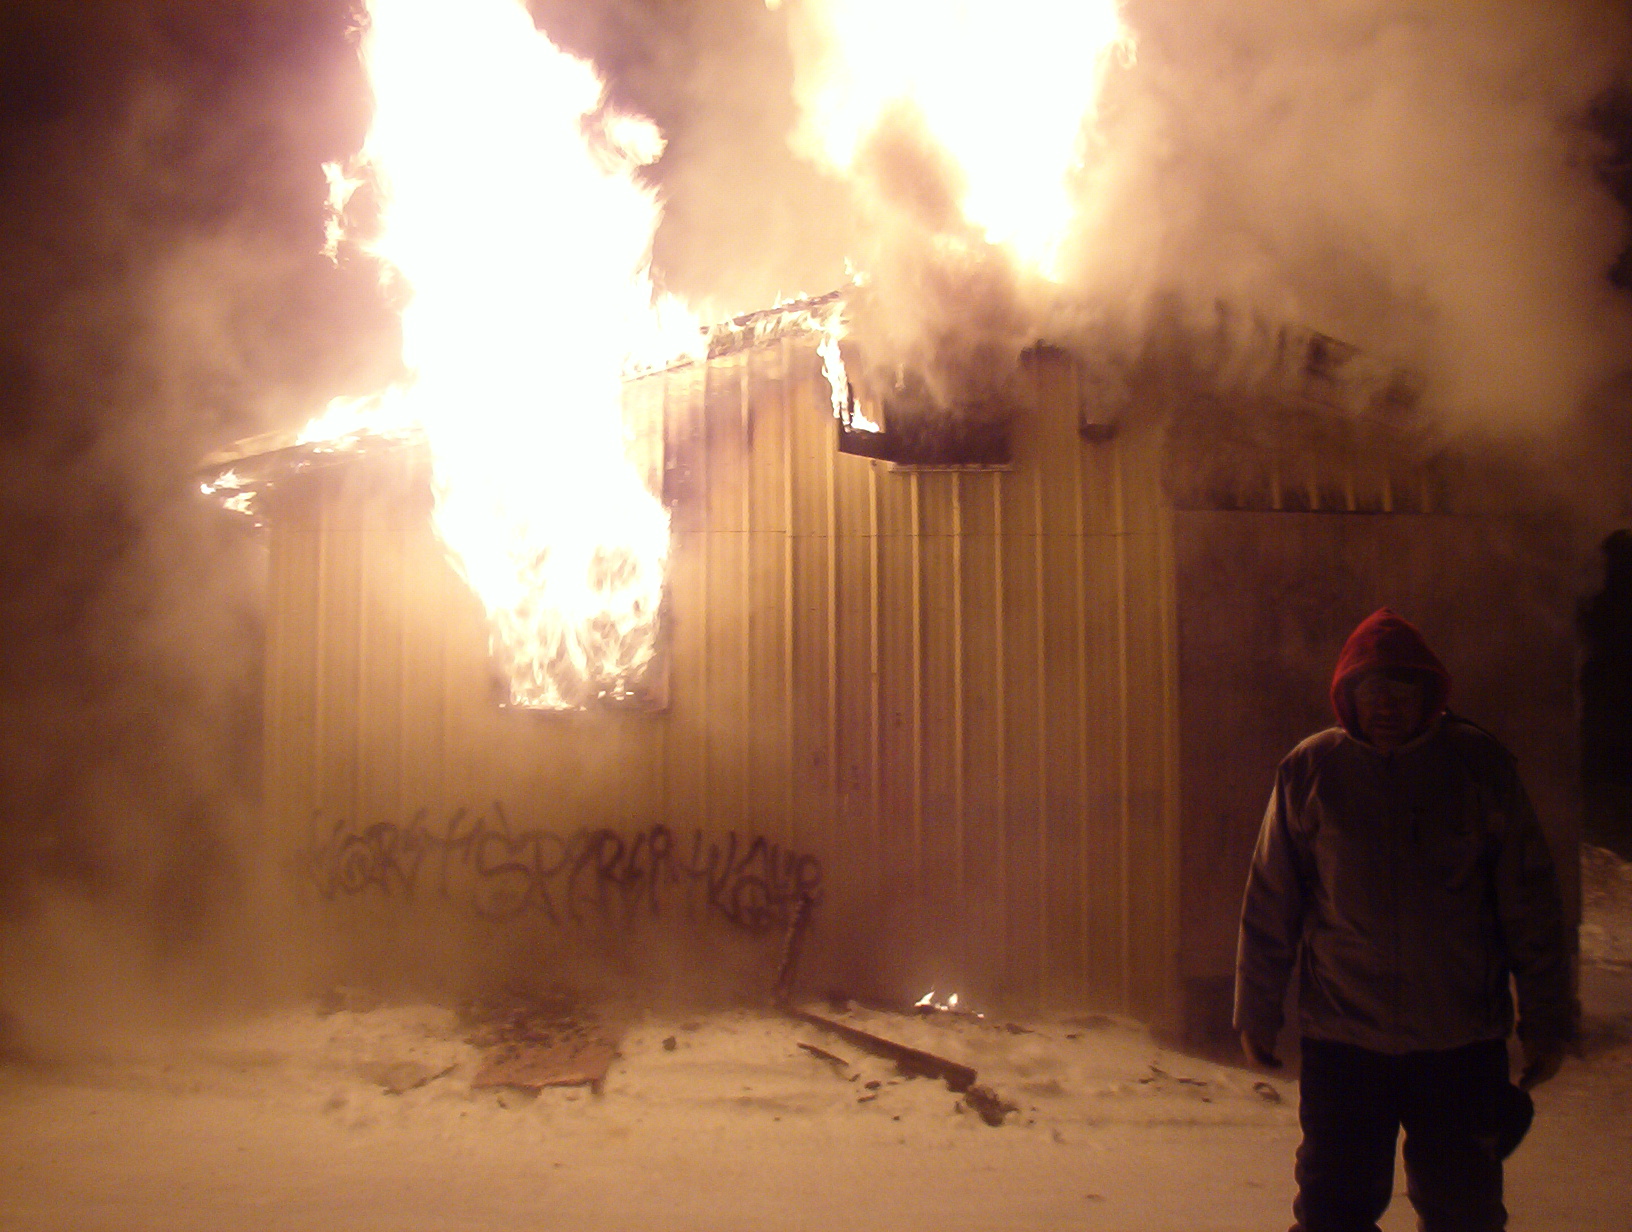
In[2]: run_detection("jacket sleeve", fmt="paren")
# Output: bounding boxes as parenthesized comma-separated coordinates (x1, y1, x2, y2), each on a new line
(1234, 761, 1308, 1043)
(1489, 761, 1575, 1046)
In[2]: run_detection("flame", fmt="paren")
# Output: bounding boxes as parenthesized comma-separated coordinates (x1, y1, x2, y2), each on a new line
(815, 306, 880, 433)
(200, 468, 258, 520)
(316, 0, 700, 708)
(794, 0, 1131, 275)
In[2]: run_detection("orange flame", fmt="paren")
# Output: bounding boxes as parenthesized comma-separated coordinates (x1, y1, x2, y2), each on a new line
(794, 0, 1131, 275)
(315, 0, 701, 708)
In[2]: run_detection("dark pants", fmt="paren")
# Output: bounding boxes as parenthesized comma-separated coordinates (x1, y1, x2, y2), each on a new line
(1292, 1037, 1509, 1232)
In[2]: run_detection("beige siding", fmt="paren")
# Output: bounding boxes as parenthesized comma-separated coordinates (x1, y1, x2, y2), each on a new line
(263, 340, 1182, 1023)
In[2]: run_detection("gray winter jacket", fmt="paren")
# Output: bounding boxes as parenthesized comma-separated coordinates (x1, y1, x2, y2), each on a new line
(1234, 715, 1573, 1054)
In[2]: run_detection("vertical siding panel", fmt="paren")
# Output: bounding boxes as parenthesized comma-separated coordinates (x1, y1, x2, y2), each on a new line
(706, 358, 748, 836)
(398, 502, 445, 824)
(874, 463, 918, 990)
(664, 363, 708, 834)
(268, 501, 317, 859)
(797, 346, 839, 909)
(821, 354, 838, 858)
(311, 477, 329, 833)
(737, 359, 754, 838)
(1114, 439, 1135, 1010)
(951, 476, 966, 948)
(991, 476, 1009, 999)
(994, 413, 1042, 1009)
(350, 481, 368, 837)
(958, 469, 1004, 1002)
(1035, 357, 1087, 1007)
(784, 342, 829, 855)
(869, 460, 883, 922)
(392, 520, 409, 827)
(357, 463, 402, 835)
(784, 343, 801, 856)
(440, 519, 488, 821)
(263, 516, 287, 849)
(917, 471, 959, 989)
(318, 475, 358, 830)
(1074, 359, 1129, 1011)
(1154, 486, 1183, 1029)
(910, 472, 925, 919)
(1071, 366, 1094, 1007)
(1120, 423, 1181, 1024)
(747, 345, 792, 851)
(829, 425, 880, 994)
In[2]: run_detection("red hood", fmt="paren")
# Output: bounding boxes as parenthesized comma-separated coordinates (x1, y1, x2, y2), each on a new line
(1330, 608, 1451, 737)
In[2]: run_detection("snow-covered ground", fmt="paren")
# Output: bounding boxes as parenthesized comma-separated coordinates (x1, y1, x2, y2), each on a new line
(2, 853, 1629, 1232)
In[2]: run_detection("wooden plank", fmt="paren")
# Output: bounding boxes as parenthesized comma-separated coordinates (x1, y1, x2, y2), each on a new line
(783, 1007, 977, 1092)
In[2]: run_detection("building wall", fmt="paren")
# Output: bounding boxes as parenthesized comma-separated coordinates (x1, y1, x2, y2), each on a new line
(261, 340, 1185, 1023)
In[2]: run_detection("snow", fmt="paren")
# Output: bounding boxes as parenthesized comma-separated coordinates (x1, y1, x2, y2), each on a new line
(2, 854, 1629, 1231)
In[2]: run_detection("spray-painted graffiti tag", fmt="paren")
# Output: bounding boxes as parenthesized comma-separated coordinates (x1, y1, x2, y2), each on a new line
(294, 806, 823, 932)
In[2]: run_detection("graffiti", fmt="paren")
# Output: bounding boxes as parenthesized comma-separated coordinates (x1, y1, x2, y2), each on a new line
(294, 805, 823, 933)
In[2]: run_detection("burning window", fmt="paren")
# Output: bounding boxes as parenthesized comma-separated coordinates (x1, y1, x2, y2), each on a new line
(296, 0, 703, 713)
(835, 369, 1012, 470)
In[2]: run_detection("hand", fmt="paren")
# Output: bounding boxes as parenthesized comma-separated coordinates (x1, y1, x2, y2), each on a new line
(1241, 1030, 1281, 1069)
(1518, 1038, 1565, 1091)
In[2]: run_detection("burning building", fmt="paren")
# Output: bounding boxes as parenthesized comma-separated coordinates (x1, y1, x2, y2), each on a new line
(204, 299, 1581, 1041)
(198, 0, 1591, 1041)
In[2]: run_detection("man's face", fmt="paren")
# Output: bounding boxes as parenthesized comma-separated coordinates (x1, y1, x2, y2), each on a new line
(1352, 673, 1429, 752)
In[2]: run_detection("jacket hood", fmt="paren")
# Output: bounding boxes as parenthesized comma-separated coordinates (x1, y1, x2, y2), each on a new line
(1330, 608, 1451, 738)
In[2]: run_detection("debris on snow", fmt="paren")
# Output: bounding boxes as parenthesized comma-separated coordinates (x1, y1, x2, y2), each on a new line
(796, 1041, 850, 1072)
(784, 1005, 978, 1092)
(462, 991, 622, 1094)
(961, 1083, 1020, 1127)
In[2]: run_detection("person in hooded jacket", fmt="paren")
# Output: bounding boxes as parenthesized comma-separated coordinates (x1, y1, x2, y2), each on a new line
(1235, 608, 1573, 1232)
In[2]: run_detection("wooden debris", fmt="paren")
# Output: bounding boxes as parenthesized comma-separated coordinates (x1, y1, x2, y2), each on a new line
(471, 1036, 619, 1093)
(797, 1041, 850, 1071)
(784, 1006, 977, 1093)
(773, 893, 816, 1001)
(462, 990, 621, 1094)
(962, 1083, 1020, 1127)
